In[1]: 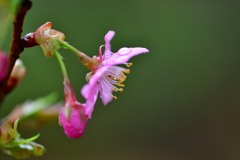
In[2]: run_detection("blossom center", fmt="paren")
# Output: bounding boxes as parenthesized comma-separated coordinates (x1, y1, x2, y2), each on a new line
(103, 63, 133, 100)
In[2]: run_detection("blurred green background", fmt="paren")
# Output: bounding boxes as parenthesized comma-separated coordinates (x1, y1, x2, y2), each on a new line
(1, 0, 240, 159)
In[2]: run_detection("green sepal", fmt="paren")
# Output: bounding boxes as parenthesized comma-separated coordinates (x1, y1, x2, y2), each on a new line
(15, 133, 40, 145)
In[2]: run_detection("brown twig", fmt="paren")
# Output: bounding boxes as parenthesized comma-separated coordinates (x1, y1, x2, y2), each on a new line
(0, 0, 32, 108)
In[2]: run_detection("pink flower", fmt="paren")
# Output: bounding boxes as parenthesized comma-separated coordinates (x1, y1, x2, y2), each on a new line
(81, 31, 149, 119)
(60, 79, 87, 139)
(0, 49, 7, 81)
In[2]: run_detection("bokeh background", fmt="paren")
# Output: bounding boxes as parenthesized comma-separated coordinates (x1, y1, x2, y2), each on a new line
(1, 0, 240, 159)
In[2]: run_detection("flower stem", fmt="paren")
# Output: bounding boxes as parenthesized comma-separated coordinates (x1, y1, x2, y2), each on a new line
(58, 40, 93, 70)
(54, 51, 67, 79)
(0, 0, 32, 109)
(54, 51, 77, 105)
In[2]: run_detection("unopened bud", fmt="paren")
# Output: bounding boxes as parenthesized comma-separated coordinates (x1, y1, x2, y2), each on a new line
(60, 104, 87, 139)
(6, 59, 26, 93)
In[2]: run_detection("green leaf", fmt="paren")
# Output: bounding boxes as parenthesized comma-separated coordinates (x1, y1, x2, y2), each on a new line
(7, 118, 20, 143)
(16, 133, 40, 145)
(21, 92, 58, 119)
(3, 141, 46, 159)
(13, 118, 19, 133)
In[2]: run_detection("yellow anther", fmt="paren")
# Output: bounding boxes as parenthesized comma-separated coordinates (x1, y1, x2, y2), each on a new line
(119, 76, 126, 83)
(110, 77, 118, 80)
(112, 87, 118, 92)
(118, 74, 123, 79)
(123, 69, 130, 74)
(119, 72, 124, 76)
(119, 88, 123, 92)
(110, 95, 117, 99)
(115, 83, 125, 87)
(117, 84, 124, 87)
(127, 62, 133, 67)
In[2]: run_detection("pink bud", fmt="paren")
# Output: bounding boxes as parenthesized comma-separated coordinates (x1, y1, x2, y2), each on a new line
(6, 59, 26, 93)
(60, 71, 88, 138)
(60, 104, 87, 139)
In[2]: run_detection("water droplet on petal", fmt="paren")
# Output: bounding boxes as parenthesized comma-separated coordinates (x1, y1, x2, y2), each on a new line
(117, 48, 131, 55)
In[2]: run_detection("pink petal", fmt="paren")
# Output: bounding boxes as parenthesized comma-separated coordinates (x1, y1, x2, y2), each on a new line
(103, 31, 115, 60)
(81, 65, 110, 118)
(81, 83, 99, 119)
(81, 83, 91, 99)
(105, 47, 149, 66)
(81, 66, 108, 99)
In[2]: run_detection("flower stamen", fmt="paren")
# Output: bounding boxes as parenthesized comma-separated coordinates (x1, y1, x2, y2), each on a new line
(103, 65, 131, 100)
(110, 95, 117, 99)
(126, 62, 133, 67)
(111, 87, 124, 92)
(112, 87, 118, 92)
(114, 83, 125, 87)
(123, 69, 130, 74)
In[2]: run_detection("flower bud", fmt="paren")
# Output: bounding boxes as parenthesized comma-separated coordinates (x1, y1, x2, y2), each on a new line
(60, 104, 87, 139)
(6, 59, 26, 93)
